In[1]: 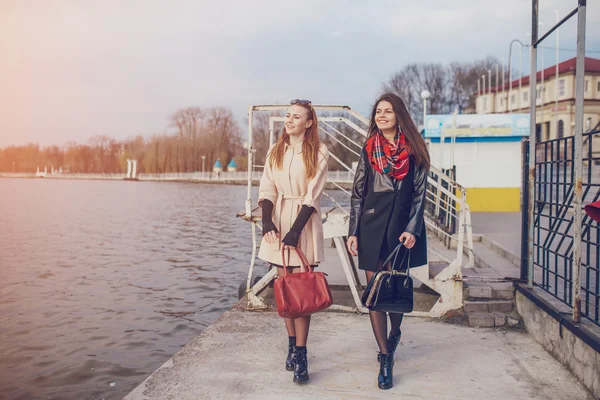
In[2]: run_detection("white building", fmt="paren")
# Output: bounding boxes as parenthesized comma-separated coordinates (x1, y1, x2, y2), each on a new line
(424, 114, 529, 212)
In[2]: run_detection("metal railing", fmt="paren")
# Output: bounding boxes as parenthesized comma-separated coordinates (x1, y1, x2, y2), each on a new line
(522, 130, 600, 327)
(525, 0, 594, 325)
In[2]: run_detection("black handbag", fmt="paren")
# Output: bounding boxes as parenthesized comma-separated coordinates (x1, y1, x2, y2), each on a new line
(361, 243, 414, 313)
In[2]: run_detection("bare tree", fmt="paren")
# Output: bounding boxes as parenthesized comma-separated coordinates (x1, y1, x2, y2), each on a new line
(383, 57, 503, 120)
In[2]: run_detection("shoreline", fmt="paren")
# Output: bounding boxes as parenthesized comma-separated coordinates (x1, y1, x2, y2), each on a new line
(0, 173, 354, 190)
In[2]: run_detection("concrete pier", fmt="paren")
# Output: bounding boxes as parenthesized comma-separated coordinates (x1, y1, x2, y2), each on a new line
(125, 222, 595, 400)
(124, 306, 592, 400)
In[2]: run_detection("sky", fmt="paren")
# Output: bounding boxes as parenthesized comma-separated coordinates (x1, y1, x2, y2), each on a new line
(0, 0, 599, 147)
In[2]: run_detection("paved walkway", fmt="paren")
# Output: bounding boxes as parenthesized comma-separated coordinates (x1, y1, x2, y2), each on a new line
(125, 307, 594, 400)
(470, 212, 522, 256)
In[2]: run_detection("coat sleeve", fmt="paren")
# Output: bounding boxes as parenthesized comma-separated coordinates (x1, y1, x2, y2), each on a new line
(405, 164, 428, 237)
(302, 144, 329, 207)
(348, 147, 368, 237)
(258, 146, 278, 207)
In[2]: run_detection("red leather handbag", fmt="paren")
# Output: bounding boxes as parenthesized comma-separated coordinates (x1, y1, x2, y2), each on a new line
(273, 247, 333, 319)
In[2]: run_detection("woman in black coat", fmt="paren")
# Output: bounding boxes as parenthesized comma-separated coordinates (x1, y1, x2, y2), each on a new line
(347, 93, 430, 390)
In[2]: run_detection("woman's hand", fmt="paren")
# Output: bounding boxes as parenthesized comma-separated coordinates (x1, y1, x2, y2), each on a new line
(264, 230, 280, 244)
(346, 236, 358, 256)
(399, 232, 416, 249)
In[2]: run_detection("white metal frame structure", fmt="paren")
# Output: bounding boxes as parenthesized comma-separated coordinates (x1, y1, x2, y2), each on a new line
(240, 105, 474, 317)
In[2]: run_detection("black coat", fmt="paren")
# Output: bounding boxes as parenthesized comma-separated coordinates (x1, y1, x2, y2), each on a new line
(348, 147, 428, 271)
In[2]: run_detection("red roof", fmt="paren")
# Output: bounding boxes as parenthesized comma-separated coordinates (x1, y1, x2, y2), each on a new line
(485, 57, 600, 93)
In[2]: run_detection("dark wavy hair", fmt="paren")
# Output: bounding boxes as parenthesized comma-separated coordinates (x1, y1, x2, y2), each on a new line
(368, 93, 430, 171)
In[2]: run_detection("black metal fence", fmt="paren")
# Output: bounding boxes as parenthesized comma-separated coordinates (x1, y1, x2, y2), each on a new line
(522, 129, 600, 326)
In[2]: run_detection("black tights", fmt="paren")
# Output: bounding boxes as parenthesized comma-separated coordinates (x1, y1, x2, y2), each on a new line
(366, 268, 404, 355)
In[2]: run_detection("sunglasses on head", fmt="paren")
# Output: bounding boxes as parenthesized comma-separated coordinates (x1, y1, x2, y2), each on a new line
(290, 99, 312, 106)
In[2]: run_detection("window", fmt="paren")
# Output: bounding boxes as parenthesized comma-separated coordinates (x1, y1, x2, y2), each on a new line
(511, 94, 516, 104)
(523, 91, 529, 102)
(559, 79, 565, 97)
(597, 81, 600, 92)
(585, 80, 589, 92)
(558, 120, 564, 138)
(537, 86, 542, 99)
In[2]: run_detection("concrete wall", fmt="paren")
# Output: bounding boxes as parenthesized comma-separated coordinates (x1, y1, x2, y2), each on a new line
(515, 289, 600, 398)
(429, 139, 523, 211)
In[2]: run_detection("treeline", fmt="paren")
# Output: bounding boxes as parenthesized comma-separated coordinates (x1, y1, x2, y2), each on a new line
(0, 56, 505, 173)
(0, 107, 244, 174)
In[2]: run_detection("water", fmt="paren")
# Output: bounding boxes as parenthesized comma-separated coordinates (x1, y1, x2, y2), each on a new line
(0, 178, 272, 400)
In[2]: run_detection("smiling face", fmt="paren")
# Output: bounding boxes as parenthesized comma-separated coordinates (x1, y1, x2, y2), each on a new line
(374, 100, 397, 132)
(285, 105, 313, 137)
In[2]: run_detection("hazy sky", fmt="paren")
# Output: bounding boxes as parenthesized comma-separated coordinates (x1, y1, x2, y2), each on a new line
(1, 0, 598, 147)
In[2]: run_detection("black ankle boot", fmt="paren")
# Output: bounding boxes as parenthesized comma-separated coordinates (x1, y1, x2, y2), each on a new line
(378, 353, 394, 390)
(286, 337, 296, 371)
(377, 330, 403, 363)
(388, 330, 402, 354)
(293, 346, 309, 383)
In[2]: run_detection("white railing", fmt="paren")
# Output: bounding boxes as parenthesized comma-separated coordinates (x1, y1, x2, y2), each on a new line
(425, 165, 475, 268)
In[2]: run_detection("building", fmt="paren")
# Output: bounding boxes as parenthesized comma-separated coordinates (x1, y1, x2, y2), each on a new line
(475, 57, 600, 141)
(424, 114, 529, 212)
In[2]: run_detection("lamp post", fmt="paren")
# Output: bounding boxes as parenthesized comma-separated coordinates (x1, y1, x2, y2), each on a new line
(201, 155, 206, 178)
(508, 39, 527, 113)
(421, 90, 431, 134)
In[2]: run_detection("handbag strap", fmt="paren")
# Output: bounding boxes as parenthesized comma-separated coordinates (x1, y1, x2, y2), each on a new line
(280, 246, 313, 277)
(383, 241, 411, 277)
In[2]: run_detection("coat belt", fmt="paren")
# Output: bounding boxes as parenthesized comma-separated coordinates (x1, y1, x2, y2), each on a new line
(275, 194, 307, 257)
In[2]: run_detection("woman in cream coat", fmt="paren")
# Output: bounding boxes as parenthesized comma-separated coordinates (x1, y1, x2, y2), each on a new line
(258, 99, 329, 384)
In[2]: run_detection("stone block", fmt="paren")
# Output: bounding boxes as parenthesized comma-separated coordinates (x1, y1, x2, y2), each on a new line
(488, 300, 513, 313)
(464, 301, 489, 313)
(468, 312, 495, 328)
(491, 312, 507, 326)
(467, 286, 492, 299)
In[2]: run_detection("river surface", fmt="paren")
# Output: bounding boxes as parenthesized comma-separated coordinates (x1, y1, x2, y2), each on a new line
(0, 178, 346, 400)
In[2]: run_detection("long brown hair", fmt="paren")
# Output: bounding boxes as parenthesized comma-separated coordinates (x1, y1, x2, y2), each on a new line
(268, 104, 321, 179)
(368, 93, 430, 171)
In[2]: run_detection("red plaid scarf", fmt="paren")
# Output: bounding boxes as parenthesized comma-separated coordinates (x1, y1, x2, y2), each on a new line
(365, 129, 410, 180)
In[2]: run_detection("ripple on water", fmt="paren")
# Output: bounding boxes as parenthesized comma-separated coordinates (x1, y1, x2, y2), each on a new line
(0, 180, 286, 399)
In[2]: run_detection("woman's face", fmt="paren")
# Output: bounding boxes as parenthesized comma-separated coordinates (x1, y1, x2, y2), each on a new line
(285, 105, 313, 137)
(375, 100, 397, 131)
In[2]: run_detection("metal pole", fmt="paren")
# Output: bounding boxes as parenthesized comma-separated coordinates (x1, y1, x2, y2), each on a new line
(521, 139, 530, 281)
(540, 21, 545, 139)
(245, 106, 254, 218)
(495, 64, 499, 112)
(268, 118, 275, 147)
(508, 45, 513, 113)
(502, 61, 505, 112)
(482, 76, 486, 107)
(423, 98, 427, 130)
(555, 10, 560, 140)
(489, 70, 492, 112)
(527, 0, 539, 289)
(477, 79, 481, 97)
(572, 0, 586, 324)
(519, 47, 523, 110)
